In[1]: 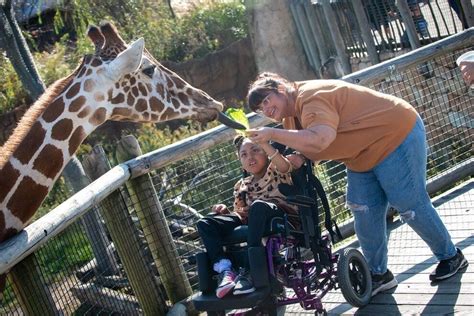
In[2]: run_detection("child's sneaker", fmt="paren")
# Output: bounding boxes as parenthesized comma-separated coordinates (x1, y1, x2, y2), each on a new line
(233, 269, 255, 295)
(215, 270, 237, 298)
(372, 269, 398, 296)
(429, 248, 468, 282)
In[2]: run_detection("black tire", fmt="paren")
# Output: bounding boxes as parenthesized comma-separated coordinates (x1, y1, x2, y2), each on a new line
(337, 248, 372, 307)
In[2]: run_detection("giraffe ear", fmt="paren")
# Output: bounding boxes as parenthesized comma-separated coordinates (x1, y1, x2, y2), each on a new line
(106, 37, 145, 81)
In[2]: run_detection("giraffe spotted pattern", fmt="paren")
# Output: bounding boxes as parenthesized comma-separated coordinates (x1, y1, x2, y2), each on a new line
(0, 21, 224, 259)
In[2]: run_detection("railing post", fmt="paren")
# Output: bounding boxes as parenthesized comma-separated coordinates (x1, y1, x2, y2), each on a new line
(9, 254, 58, 315)
(63, 156, 120, 277)
(303, 0, 329, 64)
(290, 0, 321, 74)
(395, 0, 421, 49)
(321, 0, 352, 74)
(460, 0, 474, 27)
(115, 135, 192, 304)
(352, 0, 380, 65)
(82, 145, 167, 315)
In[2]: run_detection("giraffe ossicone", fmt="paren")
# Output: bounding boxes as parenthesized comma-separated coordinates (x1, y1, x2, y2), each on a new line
(0, 21, 243, 298)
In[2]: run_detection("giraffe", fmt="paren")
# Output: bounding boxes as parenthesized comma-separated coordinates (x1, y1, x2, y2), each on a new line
(0, 22, 243, 297)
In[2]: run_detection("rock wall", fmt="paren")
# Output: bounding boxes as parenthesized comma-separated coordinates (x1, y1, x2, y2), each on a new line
(163, 36, 257, 107)
(244, 0, 315, 81)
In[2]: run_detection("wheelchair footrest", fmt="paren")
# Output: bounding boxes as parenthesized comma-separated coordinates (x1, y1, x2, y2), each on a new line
(192, 287, 271, 311)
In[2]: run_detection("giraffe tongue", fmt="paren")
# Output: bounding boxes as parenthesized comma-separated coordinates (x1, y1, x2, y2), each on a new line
(217, 112, 247, 130)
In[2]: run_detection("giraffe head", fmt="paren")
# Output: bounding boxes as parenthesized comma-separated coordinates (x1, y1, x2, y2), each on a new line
(0, 21, 245, 240)
(70, 22, 243, 128)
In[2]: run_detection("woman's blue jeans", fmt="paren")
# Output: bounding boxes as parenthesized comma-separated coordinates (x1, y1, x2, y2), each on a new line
(346, 116, 456, 275)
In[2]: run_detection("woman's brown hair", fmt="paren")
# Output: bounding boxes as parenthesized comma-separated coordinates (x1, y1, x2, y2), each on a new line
(246, 72, 292, 112)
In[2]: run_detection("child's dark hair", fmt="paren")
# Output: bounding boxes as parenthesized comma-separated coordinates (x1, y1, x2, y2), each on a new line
(232, 135, 250, 181)
(246, 72, 291, 112)
(233, 135, 246, 153)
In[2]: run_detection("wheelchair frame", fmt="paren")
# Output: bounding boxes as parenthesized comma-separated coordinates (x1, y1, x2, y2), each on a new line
(193, 160, 372, 315)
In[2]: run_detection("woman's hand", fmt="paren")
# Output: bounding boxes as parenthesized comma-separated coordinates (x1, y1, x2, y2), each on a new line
(211, 204, 229, 215)
(246, 127, 275, 144)
(460, 60, 474, 86)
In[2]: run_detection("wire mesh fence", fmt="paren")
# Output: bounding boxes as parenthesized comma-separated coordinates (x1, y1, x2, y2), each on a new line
(0, 31, 472, 315)
(367, 49, 472, 176)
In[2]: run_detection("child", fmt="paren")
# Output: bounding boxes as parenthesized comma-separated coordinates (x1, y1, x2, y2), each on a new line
(196, 136, 304, 298)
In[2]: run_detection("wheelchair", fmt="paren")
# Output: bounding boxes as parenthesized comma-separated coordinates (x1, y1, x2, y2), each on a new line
(192, 158, 372, 315)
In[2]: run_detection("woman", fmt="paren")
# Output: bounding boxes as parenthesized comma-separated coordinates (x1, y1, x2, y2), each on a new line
(246, 72, 467, 296)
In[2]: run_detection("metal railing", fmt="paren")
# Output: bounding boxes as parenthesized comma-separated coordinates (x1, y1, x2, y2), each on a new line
(290, 0, 473, 75)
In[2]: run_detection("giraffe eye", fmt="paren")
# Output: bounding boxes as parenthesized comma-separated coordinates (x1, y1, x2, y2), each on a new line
(142, 65, 156, 78)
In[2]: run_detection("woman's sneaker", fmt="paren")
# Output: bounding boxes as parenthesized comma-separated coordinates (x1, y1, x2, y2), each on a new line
(215, 270, 237, 298)
(372, 269, 398, 296)
(233, 269, 255, 295)
(430, 248, 468, 282)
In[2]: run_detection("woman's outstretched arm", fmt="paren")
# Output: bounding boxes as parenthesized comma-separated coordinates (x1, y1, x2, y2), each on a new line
(247, 125, 336, 155)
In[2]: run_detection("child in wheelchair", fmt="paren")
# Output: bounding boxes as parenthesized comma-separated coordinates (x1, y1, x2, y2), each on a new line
(194, 136, 372, 315)
(196, 135, 304, 298)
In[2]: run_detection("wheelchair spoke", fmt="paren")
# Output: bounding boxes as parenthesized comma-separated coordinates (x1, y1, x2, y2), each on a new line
(348, 260, 367, 294)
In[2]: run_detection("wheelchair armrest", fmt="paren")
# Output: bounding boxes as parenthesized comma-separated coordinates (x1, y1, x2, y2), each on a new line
(286, 195, 316, 207)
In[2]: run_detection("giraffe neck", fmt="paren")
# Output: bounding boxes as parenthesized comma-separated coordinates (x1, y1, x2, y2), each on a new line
(0, 87, 100, 241)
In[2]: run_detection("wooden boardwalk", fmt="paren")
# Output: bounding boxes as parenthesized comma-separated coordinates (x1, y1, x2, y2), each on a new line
(286, 179, 474, 315)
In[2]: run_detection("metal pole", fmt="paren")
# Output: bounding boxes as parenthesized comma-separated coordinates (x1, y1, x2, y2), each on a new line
(352, 0, 380, 65)
(460, 0, 474, 27)
(395, 0, 421, 49)
(321, 0, 352, 74)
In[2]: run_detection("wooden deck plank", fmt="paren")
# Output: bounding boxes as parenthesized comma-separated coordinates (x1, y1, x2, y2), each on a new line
(285, 179, 473, 315)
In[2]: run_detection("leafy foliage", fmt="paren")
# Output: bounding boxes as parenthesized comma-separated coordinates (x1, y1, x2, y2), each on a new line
(0, 0, 248, 114)
(52, 0, 247, 62)
(0, 54, 31, 114)
(166, 1, 248, 61)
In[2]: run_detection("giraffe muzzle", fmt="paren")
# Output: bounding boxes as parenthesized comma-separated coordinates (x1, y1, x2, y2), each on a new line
(217, 112, 247, 130)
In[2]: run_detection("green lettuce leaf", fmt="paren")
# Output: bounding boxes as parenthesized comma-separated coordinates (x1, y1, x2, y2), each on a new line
(225, 108, 249, 135)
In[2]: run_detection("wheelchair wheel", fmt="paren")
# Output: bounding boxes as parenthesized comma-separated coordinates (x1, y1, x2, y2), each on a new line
(337, 248, 372, 307)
